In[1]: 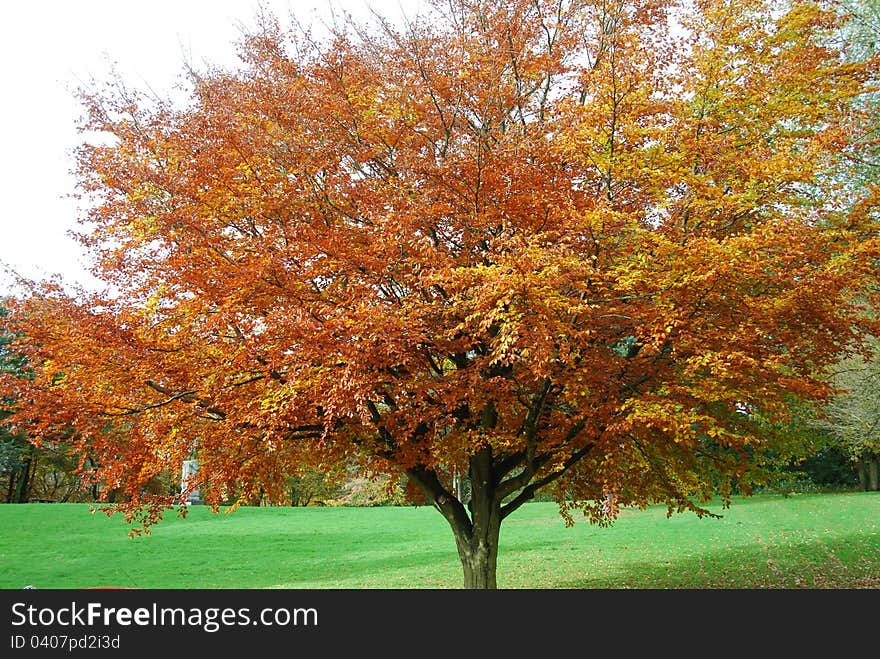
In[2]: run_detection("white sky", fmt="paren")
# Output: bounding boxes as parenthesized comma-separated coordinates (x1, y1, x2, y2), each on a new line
(0, 0, 423, 295)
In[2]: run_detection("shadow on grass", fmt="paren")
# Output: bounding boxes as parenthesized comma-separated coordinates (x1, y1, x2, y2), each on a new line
(551, 534, 880, 589)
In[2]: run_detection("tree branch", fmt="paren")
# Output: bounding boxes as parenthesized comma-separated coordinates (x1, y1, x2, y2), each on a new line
(500, 440, 595, 520)
(145, 380, 225, 420)
(406, 465, 472, 535)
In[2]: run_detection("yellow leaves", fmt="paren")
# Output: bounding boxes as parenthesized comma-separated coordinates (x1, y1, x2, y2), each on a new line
(257, 384, 294, 414)
(143, 284, 169, 318)
(772, 2, 836, 44)
(129, 214, 159, 242)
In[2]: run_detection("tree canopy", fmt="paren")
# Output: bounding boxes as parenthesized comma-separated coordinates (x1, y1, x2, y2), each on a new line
(1, 0, 878, 587)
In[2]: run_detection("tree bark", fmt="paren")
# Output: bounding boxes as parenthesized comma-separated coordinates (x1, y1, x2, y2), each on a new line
(455, 447, 501, 589)
(14, 445, 35, 503)
(453, 510, 501, 589)
(856, 457, 880, 491)
(857, 459, 867, 491)
(87, 457, 101, 501)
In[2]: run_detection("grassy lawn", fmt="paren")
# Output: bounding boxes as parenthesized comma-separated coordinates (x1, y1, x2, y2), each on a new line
(0, 492, 877, 589)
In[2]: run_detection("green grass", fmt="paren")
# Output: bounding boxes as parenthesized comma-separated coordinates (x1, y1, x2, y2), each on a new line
(0, 492, 877, 588)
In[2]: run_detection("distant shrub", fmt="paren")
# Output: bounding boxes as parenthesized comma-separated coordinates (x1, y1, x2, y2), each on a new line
(327, 474, 409, 507)
(286, 471, 344, 507)
(760, 477, 824, 497)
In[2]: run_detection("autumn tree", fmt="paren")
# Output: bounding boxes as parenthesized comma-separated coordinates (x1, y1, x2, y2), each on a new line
(2, 0, 879, 588)
(1, 302, 105, 503)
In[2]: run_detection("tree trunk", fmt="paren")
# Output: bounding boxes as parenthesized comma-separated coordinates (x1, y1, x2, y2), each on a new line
(6, 471, 16, 503)
(856, 457, 880, 491)
(14, 445, 35, 503)
(456, 446, 502, 589)
(857, 460, 868, 491)
(407, 448, 504, 589)
(87, 457, 101, 501)
(452, 496, 501, 589)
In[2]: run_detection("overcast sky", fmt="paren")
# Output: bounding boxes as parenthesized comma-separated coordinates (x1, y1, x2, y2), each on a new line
(0, 0, 423, 295)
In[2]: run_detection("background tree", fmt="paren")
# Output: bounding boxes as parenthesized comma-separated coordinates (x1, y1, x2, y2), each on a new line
(2, 0, 879, 587)
(820, 338, 880, 489)
(0, 426, 34, 503)
(0, 303, 36, 503)
(841, 0, 880, 63)
(792, 0, 880, 492)
(748, 396, 859, 493)
(280, 469, 342, 506)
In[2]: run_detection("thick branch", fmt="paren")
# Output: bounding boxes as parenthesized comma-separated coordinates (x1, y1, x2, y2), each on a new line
(497, 415, 594, 519)
(500, 441, 595, 520)
(494, 452, 554, 502)
(406, 465, 473, 535)
(144, 380, 225, 419)
(496, 416, 587, 501)
(518, 378, 552, 442)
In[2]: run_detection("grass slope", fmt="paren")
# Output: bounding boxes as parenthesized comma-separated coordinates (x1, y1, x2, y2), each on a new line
(0, 493, 877, 589)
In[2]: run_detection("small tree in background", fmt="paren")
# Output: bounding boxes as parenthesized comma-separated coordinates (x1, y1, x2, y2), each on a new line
(286, 470, 344, 507)
(820, 339, 880, 490)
